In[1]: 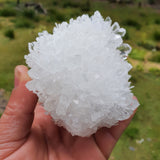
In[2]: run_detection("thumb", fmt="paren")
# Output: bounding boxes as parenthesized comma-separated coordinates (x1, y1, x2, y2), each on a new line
(0, 65, 37, 143)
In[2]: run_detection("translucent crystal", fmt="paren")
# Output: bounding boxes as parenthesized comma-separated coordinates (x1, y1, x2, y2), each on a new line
(118, 43, 132, 59)
(25, 11, 139, 137)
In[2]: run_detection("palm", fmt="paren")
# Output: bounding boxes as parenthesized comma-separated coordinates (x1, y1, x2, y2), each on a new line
(0, 66, 136, 160)
(7, 104, 107, 160)
(30, 104, 106, 160)
(1, 103, 133, 160)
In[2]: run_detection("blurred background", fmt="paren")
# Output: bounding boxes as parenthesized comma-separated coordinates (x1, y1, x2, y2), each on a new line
(0, 0, 160, 159)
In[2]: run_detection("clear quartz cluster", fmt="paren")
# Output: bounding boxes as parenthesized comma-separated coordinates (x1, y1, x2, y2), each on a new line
(25, 11, 139, 137)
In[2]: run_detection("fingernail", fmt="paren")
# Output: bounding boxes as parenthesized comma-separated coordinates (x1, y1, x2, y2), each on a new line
(14, 65, 30, 88)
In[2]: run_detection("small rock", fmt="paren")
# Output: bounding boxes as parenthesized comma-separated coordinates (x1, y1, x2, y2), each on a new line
(147, 138, 152, 142)
(129, 146, 135, 151)
(110, 156, 115, 160)
(0, 89, 5, 97)
(136, 138, 144, 144)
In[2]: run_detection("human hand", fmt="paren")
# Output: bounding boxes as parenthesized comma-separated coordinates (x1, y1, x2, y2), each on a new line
(0, 65, 136, 160)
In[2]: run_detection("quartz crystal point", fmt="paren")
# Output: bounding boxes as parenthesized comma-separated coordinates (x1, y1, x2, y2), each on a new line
(25, 11, 139, 137)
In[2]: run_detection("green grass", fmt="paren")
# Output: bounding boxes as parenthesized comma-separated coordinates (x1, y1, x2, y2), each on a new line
(4, 28, 15, 39)
(153, 31, 160, 41)
(137, 41, 155, 50)
(155, 18, 160, 25)
(22, 9, 35, 19)
(122, 19, 141, 30)
(21, 9, 40, 22)
(149, 52, 160, 63)
(124, 127, 140, 139)
(129, 48, 146, 61)
(149, 68, 160, 76)
(14, 19, 35, 28)
(0, 7, 16, 17)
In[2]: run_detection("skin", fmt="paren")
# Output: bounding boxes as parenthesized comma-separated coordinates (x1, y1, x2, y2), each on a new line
(0, 65, 136, 160)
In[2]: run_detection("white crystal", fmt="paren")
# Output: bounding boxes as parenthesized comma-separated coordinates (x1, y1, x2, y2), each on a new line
(25, 11, 139, 137)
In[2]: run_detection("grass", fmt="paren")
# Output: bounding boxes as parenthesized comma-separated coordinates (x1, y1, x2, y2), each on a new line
(155, 18, 160, 25)
(22, 9, 35, 19)
(129, 48, 146, 61)
(122, 19, 141, 30)
(124, 127, 140, 139)
(14, 19, 35, 28)
(149, 52, 160, 63)
(149, 68, 160, 76)
(153, 31, 160, 41)
(0, 1, 160, 160)
(0, 7, 16, 17)
(22, 9, 40, 22)
(4, 28, 15, 39)
(137, 41, 155, 50)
